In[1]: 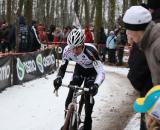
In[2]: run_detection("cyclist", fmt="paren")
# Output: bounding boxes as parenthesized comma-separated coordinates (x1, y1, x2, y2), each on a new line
(53, 28, 105, 130)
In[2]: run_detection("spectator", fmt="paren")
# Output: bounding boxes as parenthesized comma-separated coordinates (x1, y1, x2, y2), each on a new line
(84, 25, 93, 43)
(147, 0, 160, 22)
(106, 31, 117, 65)
(133, 85, 160, 130)
(0, 22, 10, 53)
(127, 2, 160, 129)
(53, 27, 63, 44)
(116, 27, 127, 66)
(28, 20, 41, 51)
(99, 27, 107, 62)
(18, 16, 29, 52)
(123, 6, 160, 85)
(37, 24, 47, 43)
(62, 26, 71, 44)
(8, 23, 16, 52)
(47, 24, 55, 43)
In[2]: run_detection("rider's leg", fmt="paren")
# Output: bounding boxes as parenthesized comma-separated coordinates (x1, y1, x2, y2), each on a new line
(84, 93, 94, 130)
(83, 77, 96, 130)
(65, 64, 84, 110)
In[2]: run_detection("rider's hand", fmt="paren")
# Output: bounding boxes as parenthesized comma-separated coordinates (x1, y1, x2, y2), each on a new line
(89, 84, 98, 96)
(53, 77, 62, 90)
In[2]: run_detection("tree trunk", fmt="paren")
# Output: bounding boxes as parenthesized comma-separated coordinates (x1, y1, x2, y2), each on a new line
(64, 0, 68, 27)
(60, 0, 64, 27)
(55, 0, 60, 26)
(130, 0, 138, 6)
(50, 0, 55, 24)
(18, 0, 24, 16)
(11, 0, 17, 24)
(90, 0, 96, 23)
(46, 0, 50, 26)
(83, 0, 90, 26)
(37, 0, 45, 24)
(7, 0, 11, 24)
(79, 0, 84, 25)
(122, 0, 129, 15)
(2, 0, 5, 18)
(94, 0, 102, 44)
(24, 0, 33, 25)
(108, 0, 116, 32)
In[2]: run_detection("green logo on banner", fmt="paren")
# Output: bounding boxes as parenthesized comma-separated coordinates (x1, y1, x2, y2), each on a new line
(16, 58, 25, 81)
(36, 54, 44, 73)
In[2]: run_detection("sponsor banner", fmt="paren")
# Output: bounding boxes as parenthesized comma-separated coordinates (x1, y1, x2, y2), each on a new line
(40, 49, 56, 74)
(54, 43, 67, 59)
(13, 49, 56, 84)
(0, 56, 12, 90)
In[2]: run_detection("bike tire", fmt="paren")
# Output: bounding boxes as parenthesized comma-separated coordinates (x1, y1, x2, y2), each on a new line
(68, 111, 78, 130)
(63, 105, 78, 130)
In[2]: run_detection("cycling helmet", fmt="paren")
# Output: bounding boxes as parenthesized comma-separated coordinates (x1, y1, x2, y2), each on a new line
(67, 28, 85, 48)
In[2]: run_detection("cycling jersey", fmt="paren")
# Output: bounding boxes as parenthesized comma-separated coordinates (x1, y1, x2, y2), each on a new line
(57, 43, 105, 86)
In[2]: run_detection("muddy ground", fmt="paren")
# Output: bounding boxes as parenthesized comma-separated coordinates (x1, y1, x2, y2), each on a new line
(92, 72, 138, 130)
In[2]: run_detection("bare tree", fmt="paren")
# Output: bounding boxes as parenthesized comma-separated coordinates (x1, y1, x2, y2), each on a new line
(61, 0, 68, 27)
(74, 0, 79, 19)
(55, 0, 60, 26)
(94, 0, 102, 43)
(79, 0, 84, 25)
(24, 0, 33, 25)
(7, 0, 11, 24)
(37, 0, 45, 24)
(108, 0, 116, 32)
(18, 0, 24, 16)
(83, 0, 90, 26)
(122, 0, 129, 15)
(50, 0, 55, 25)
(90, 0, 96, 23)
(46, 0, 50, 26)
(130, 0, 138, 6)
(2, 0, 5, 18)
(11, 0, 18, 23)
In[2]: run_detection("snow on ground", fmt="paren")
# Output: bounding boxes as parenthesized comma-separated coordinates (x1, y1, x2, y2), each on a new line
(124, 113, 140, 130)
(0, 63, 139, 130)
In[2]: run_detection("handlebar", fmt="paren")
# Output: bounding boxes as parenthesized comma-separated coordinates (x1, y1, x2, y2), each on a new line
(54, 84, 93, 104)
(61, 84, 89, 92)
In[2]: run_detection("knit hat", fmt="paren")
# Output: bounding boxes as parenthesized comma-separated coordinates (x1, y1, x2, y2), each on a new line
(148, 0, 160, 9)
(123, 6, 152, 31)
(133, 85, 160, 120)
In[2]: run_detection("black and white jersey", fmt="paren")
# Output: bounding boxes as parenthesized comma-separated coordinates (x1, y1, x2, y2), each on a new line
(57, 43, 105, 86)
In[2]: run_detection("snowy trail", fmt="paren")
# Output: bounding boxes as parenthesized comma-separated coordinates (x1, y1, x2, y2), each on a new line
(0, 64, 138, 130)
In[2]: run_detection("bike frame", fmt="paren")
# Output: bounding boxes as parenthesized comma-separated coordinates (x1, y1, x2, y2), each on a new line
(62, 85, 89, 130)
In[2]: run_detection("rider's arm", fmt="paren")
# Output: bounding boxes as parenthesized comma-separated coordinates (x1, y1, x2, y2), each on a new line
(57, 59, 69, 78)
(56, 46, 70, 79)
(93, 60, 105, 86)
(89, 48, 105, 86)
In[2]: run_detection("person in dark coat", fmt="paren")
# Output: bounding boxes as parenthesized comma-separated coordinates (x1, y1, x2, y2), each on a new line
(147, 0, 160, 23)
(0, 22, 10, 53)
(127, 1, 160, 129)
(99, 27, 107, 62)
(128, 43, 153, 97)
(116, 28, 127, 66)
(126, 4, 153, 130)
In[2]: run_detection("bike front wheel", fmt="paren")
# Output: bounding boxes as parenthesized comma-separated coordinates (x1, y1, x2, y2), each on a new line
(68, 110, 78, 130)
(63, 106, 78, 130)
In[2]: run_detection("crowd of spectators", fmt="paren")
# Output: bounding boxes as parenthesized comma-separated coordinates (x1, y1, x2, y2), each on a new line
(0, 16, 72, 54)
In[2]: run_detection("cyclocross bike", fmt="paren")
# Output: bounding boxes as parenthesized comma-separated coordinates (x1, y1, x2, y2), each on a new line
(55, 84, 93, 130)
